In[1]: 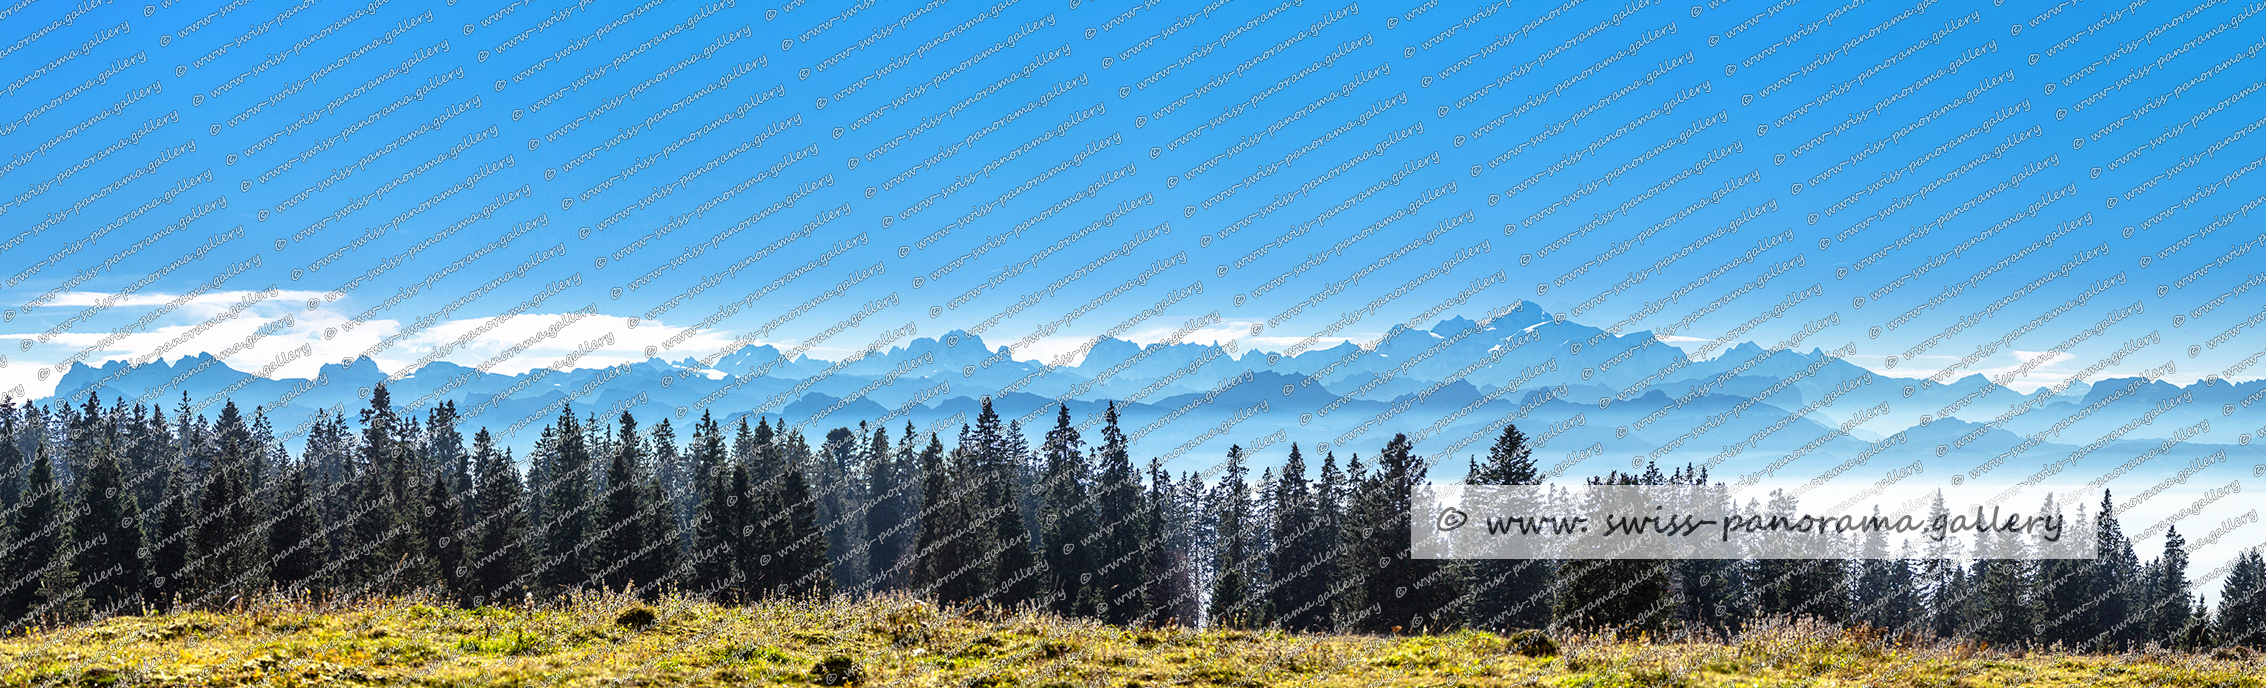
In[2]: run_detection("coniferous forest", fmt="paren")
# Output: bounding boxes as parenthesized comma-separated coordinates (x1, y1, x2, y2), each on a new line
(3, 385, 2261, 654)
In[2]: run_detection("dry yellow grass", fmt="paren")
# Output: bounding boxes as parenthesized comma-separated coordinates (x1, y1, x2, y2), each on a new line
(1, 591, 2259, 687)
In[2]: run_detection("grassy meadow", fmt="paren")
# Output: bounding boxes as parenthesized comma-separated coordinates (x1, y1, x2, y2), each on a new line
(0, 591, 2260, 687)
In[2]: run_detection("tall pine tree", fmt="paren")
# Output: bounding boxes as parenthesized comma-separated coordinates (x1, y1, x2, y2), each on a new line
(1088, 404, 1147, 626)
(1036, 405, 1094, 617)
(1462, 425, 1550, 632)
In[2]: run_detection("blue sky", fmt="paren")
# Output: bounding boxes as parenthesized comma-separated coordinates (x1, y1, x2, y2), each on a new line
(0, 0, 2260, 402)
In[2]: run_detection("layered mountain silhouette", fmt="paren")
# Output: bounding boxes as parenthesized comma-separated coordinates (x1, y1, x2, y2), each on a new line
(49, 300, 2264, 484)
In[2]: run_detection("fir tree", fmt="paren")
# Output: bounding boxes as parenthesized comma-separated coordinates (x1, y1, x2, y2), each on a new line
(538, 405, 595, 595)
(267, 459, 327, 594)
(1089, 404, 1146, 626)
(1207, 445, 1257, 628)
(1462, 425, 1550, 632)
(2147, 526, 2193, 646)
(772, 436, 829, 599)
(1972, 526, 2033, 647)
(147, 464, 192, 611)
(1853, 511, 1917, 635)
(2216, 549, 2266, 649)
(0, 396, 21, 513)
(211, 402, 272, 602)
(1036, 405, 1093, 617)
(1553, 466, 1676, 637)
(72, 435, 145, 614)
(687, 413, 738, 601)
(814, 426, 868, 596)
(466, 429, 530, 608)
(414, 473, 463, 601)
(961, 399, 1040, 609)
(913, 431, 974, 603)
(595, 412, 651, 593)
(636, 468, 683, 597)
(862, 422, 914, 594)
(1136, 456, 1188, 627)
(2, 441, 69, 627)
(2087, 490, 2143, 651)
(1267, 443, 1330, 632)
(1373, 435, 1460, 633)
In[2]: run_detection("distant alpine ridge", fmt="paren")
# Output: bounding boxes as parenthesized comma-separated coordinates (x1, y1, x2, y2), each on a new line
(49, 301, 2263, 481)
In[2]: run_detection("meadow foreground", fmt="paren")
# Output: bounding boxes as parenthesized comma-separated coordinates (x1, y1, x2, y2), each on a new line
(1, 591, 2260, 687)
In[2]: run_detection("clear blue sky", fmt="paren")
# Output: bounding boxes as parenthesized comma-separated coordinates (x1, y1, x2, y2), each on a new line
(0, 0, 2258, 399)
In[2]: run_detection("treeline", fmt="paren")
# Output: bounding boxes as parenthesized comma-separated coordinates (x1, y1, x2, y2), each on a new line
(1, 385, 2262, 652)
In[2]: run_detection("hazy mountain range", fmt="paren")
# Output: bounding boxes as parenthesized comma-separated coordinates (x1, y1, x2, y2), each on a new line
(48, 301, 2262, 488)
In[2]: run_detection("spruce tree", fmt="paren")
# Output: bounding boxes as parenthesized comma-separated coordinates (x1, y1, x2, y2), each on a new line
(1311, 451, 1345, 630)
(814, 426, 867, 595)
(1207, 445, 1257, 628)
(467, 430, 531, 607)
(2033, 498, 2093, 648)
(707, 463, 753, 602)
(1335, 452, 1378, 633)
(1036, 405, 1093, 616)
(426, 401, 469, 526)
(0, 396, 20, 513)
(72, 437, 145, 614)
(2178, 596, 2214, 651)
(2087, 490, 2142, 650)
(538, 405, 594, 595)
(989, 413, 1043, 609)
(1972, 526, 2033, 647)
(1553, 467, 1675, 637)
(1668, 464, 1743, 637)
(648, 418, 687, 546)
(773, 436, 830, 599)
(1169, 471, 1208, 626)
(267, 459, 328, 595)
(1267, 443, 1330, 632)
(1919, 490, 1966, 638)
(414, 473, 463, 601)
(190, 455, 245, 604)
(147, 465, 191, 611)
(1373, 435, 1460, 633)
(1463, 425, 1551, 632)
(1138, 456, 1187, 626)
(913, 431, 971, 603)
(1089, 404, 1146, 626)
(687, 414, 738, 601)
(739, 418, 782, 596)
(2148, 526, 2193, 646)
(342, 389, 410, 598)
(636, 469, 683, 597)
(595, 412, 650, 593)
(2216, 549, 2266, 649)
(2, 441, 69, 627)
(202, 401, 271, 604)
(967, 399, 1040, 609)
(861, 421, 912, 594)
(1853, 512, 1918, 635)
